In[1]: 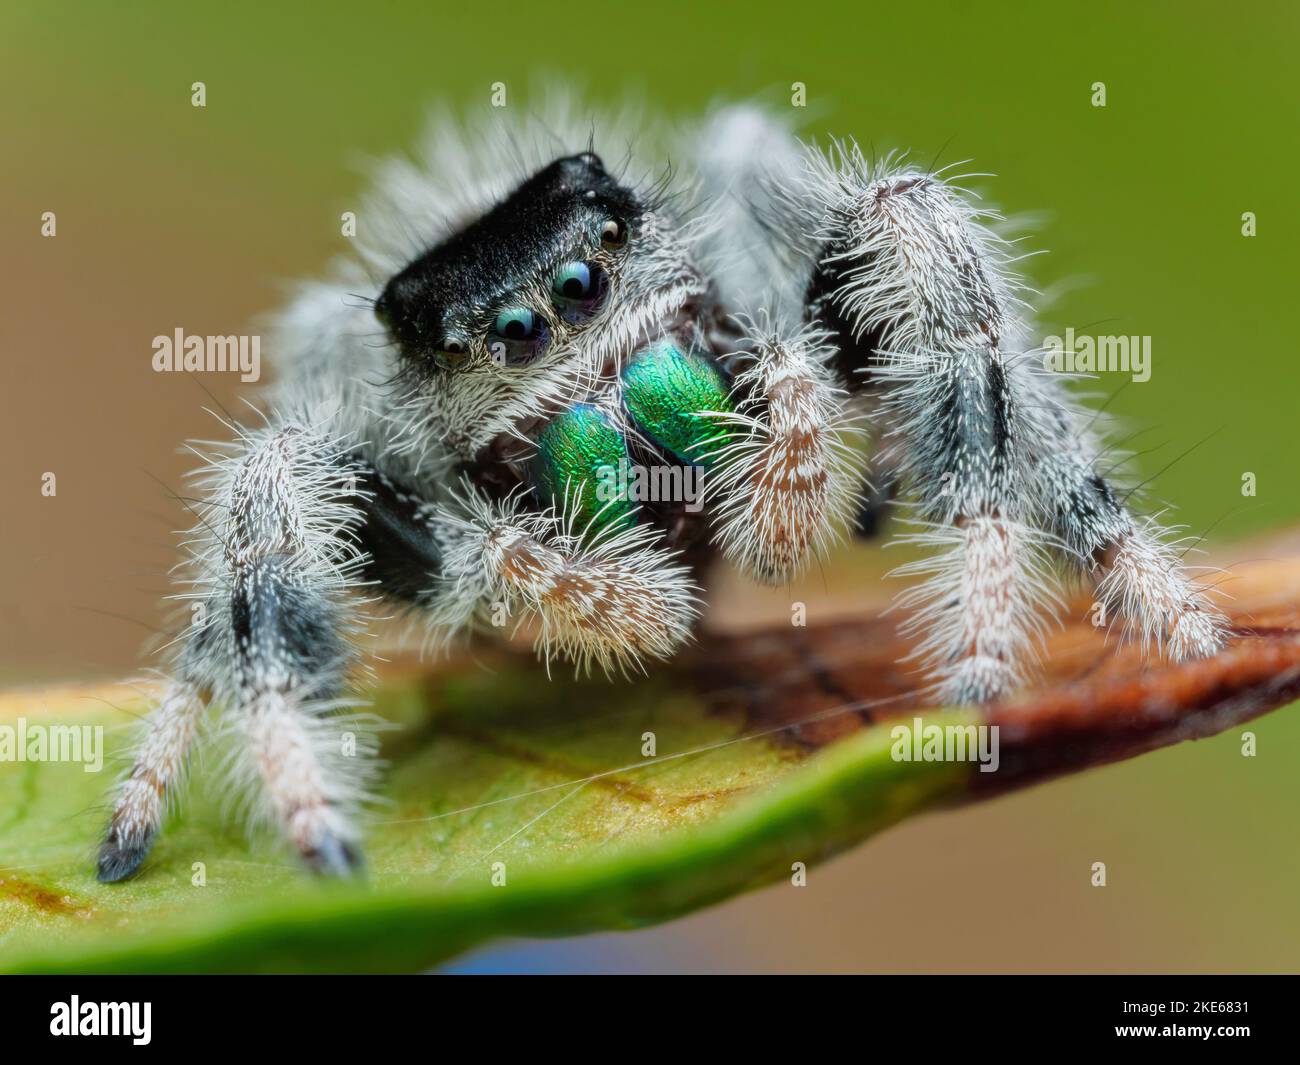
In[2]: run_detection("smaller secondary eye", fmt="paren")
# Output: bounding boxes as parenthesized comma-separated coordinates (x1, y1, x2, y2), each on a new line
(550, 261, 608, 324)
(492, 307, 537, 341)
(433, 337, 468, 371)
(553, 261, 594, 301)
(601, 217, 628, 249)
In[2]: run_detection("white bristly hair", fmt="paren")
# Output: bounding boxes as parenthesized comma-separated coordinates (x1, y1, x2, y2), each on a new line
(756, 136, 1225, 701)
(426, 483, 699, 677)
(706, 315, 866, 584)
(101, 94, 1230, 880)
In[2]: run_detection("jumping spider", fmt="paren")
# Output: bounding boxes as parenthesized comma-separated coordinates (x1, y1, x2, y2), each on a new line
(98, 102, 1227, 880)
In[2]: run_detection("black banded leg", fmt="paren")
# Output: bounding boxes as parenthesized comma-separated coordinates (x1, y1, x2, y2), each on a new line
(222, 427, 373, 875)
(1031, 403, 1228, 658)
(784, 145, 1225, 695)
(789, 152, 1052, 703)
(99, 423, 373, 879)
(231, 549, 365, 876)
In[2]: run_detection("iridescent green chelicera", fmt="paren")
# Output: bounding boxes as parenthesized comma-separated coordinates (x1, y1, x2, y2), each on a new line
(532, 342, 735, 542)
(533, 403, 635, 536)
(620, 340, 733, 466)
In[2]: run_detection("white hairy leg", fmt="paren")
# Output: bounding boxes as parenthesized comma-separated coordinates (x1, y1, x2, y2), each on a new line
(217, 424, 375, 874)
(99, 421, 376, 879)
(794, 150, 1050, 702)
(1025, 378, 1228, 658)
(98, 681, 207, 881)
(709, 320, 866, 584)
(429, 491, 699, 675)
(781, 144, 1225, 700)
(240, 689, 368, 871)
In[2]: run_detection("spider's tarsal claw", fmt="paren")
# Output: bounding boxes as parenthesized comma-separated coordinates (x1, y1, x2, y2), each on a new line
(96, 833, 153, 883)
(302, 834, 366, 879)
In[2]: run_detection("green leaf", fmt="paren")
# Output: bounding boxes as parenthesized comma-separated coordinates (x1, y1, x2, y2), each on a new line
(2, 554, 1298, 973)
(0, 655, 968, 973)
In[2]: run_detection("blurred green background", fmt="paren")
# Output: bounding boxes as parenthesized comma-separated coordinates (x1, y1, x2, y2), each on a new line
(2, 0, 1298, 971)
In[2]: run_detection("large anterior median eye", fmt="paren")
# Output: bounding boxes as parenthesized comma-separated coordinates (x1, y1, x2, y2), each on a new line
(488, 306, 549, 366)
(493, 307, 536, 340)
(551, 260, 607, 323)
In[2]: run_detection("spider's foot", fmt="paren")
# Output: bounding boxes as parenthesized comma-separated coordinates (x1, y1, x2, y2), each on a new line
(1097, 529, 1230, 664)
(301, 833, 366, 879)
(938, 655, 1021, 708)
(1169, 607, 1229, 662)
(96, 830, 153, 883)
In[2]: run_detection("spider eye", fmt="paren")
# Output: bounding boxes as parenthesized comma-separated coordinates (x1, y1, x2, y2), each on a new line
(551, 260, 608, 324)
(553, 261, 593, 300)
(601, 217, 628, 249)
(433, 337, 469, 371)
(493, 307, 537, 340)
(488, 306, 549, 366)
